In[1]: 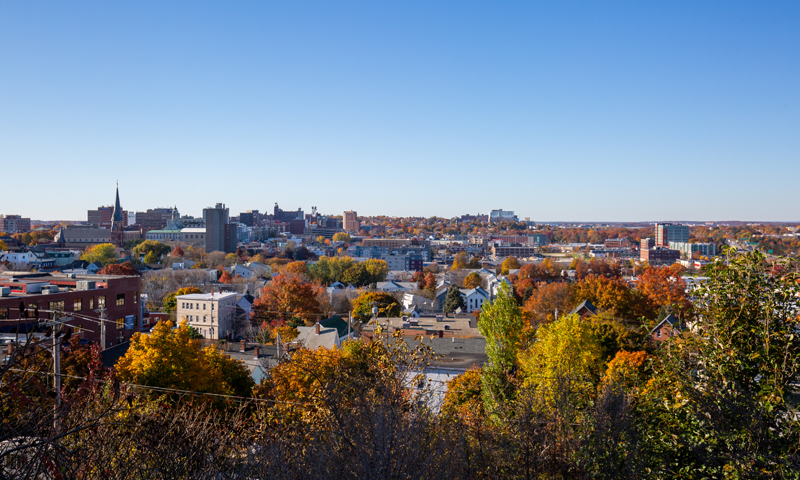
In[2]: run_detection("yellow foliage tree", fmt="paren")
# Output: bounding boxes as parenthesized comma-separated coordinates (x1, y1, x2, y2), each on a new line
(463, 272, 482, 289)
(81, 243, 118, 266)
(451, 252, 468, 270)
(116, 320, 254, 397)
(519, 313, 603, 407)
(501, 256, 520, 275)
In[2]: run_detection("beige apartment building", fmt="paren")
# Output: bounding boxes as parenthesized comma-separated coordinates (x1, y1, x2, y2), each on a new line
(175, 292, 238, 340)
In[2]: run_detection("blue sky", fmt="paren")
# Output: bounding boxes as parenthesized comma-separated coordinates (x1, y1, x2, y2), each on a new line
(1, 1, 798, 222)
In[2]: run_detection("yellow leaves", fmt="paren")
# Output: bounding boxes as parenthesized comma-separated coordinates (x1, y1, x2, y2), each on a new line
(116, 320, 252, 398)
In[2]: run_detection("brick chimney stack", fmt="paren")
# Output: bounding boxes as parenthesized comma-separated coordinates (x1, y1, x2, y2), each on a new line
(315, 322, 320, 335)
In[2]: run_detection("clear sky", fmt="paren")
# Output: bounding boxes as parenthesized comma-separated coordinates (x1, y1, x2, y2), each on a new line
(1, 1, 798, 222)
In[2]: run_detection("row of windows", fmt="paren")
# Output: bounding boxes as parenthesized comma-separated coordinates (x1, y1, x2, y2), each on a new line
(187, 314, 209, 323)
(1, 291, 139, 318)
(182, 302, 210, 310)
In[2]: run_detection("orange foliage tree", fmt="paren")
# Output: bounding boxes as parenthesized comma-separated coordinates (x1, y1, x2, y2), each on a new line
(463, 272, 482, 289)
(219, 270, 233, 284)
(572, 274, 653, 321)
(285, 261, 310, 276)
(252, 274, 323, 326)
(635, 264, 692, 316)
(523, 282, 575, 326)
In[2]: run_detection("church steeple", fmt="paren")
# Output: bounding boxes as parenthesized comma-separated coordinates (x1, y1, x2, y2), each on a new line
(112, 181, 123, 223)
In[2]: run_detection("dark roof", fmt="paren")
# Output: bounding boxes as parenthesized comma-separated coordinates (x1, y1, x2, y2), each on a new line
(649, 313, 683, 336)
(570, 299, 597, 316)
(321, 316, 350, 338)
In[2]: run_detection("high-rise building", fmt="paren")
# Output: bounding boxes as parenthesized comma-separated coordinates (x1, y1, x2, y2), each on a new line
(655, 223, 690, 247)
(489, 209, 518, 223)
(204, 203, 230, 253)
(343, 211, 360, 232)
(0, 215, 31, 233)
(133, 208, 174, 231)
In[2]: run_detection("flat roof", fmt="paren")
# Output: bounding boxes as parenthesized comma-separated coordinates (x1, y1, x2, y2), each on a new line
(177, 292, 238, 300)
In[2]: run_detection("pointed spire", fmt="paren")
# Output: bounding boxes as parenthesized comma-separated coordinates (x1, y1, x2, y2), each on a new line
(112, 182, 123, 223)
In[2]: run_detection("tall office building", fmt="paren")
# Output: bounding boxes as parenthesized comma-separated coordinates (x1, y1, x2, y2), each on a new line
(655, 223, 690, 247)
(343, 211, 360, 232)
(204, 203, 230, 253)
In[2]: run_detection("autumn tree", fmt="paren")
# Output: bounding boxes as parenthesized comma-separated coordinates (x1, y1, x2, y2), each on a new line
(519, 313, 603, 407)
(219, 270, 233, 284)
(171, 246, 185, 257)
(252, 274, 323, 325)
(572, 274, 652, 321)
(463, 272, 482, 289)
(523, 281, 575, 326)
(351, 292, 401, 323)
(451, 252, 468, 270)
(116, 320, 254, 397)
(81, 243, 118, 266)
(97, 261, 139, 276)
(285, 261, 309, 276)
(163, 287, 203, 314)
(635, 264, 692, 316)
(500, 256, 520, 275)
(467, 257, 481, 269)
(332, 232, 351, 243)
(132, 240, 171, 259)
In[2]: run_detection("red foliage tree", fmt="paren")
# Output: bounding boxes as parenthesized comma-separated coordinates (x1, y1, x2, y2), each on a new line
(97, 261, 139, 276)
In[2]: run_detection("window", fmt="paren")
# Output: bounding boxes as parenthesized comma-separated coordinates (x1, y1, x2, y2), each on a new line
(116, 318, 124, 330)
(203, 304, 206, 310)
(196, 303, 199, 310)
(116, 294, 125, 307)
(134, 292, 138, 303)
(0, 307, 8, 319)
(203, 316, 207, 323)
(50, 301, 65, 313)
(89, 297, 95, 310)
(74, 299, 82, 311)
(657, 329, 661, 338)
(98, 296, 106, 308)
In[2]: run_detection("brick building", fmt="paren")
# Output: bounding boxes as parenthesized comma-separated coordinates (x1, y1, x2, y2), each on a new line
(0, 272, 142, 349)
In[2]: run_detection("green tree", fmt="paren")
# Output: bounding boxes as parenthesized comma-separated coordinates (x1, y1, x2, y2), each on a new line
(443, 284, 465, 314)
(132, 240, 171, 259)
(351, 292, 401, 323)
(186, 325, 203, 339)
(81, 243, 118, 266)
(143, 251, 158, 264)
(478, 282, 530, 413)
(467, 257, 481, 269)
(637, 250, 800, 478)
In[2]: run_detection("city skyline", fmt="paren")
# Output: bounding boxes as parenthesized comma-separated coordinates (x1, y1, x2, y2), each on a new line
(2, 2, 799, 221)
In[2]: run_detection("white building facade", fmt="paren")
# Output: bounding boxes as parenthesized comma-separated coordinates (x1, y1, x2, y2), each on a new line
(175, 292, 238, 340)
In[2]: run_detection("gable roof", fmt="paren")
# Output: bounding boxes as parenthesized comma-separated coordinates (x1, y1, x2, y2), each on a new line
(649, 313, 683, 336)
(570, 299, 597, 316)
(320, 316, 350, 339)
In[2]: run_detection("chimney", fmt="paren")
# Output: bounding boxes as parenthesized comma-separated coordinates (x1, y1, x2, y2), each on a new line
(239, 340, 246, 352)
(315, 322, 320, 335)
(254, 346, 260, 358)
(6, 342, 12, 355)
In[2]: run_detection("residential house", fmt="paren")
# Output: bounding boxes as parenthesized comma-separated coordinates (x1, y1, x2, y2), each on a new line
(649, 314, 683, 343)
(570, 300, 598, 320)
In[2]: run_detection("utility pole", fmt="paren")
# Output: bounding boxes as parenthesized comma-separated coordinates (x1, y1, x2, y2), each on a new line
(98, 306, 107, 350)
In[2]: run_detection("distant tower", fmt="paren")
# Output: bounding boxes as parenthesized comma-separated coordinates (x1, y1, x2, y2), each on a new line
(111, 182, 125, 247)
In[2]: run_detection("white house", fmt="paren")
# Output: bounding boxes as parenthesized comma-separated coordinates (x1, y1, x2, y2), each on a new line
(175, 292, 238, 340)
